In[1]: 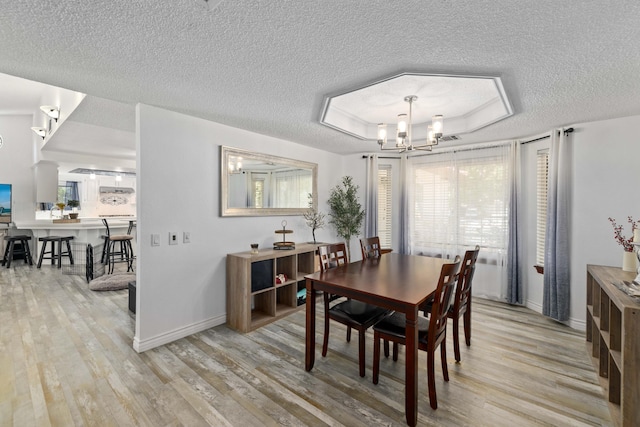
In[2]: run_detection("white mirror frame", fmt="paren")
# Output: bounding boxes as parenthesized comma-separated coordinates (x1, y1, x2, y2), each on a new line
(220, 146, 318, 217)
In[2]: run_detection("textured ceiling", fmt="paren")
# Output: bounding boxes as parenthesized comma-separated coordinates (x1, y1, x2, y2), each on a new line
(1, 1, 640, 156)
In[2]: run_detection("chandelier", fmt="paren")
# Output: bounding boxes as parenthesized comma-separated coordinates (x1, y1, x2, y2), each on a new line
(377, 95, 443, 152)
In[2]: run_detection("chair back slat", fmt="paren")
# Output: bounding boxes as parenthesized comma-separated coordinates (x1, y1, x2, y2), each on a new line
(428, 256, 461, 347)
(454, 245, 480, 315)
(101, 218, 111, 237)
(318, 243, 348, 272)
(360, 236, 382, 260)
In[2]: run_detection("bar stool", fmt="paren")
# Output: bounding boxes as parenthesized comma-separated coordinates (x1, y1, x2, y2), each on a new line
(37, 236, 75, 268)
(106, 235, 134, 274)
(101, 219, 134, 274)
(1, 235, 34, 268)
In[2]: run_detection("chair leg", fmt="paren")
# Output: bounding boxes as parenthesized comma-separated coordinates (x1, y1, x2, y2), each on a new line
(452, 316, 461, 362)
(1, 242, 9, 266)
(107, 241, 114, 274)
(101, 237, 108, 264)
(23, 239, 33, 265)
(322, 293, 330, 357)
(383, 340, 389, 358)
(57, 240, 63, 268)
(373, 332, 380, 385)
(37, 241, 47, 268)
(66, 239, 74, 265)
(427, 347, 437, 409)
(5, 241, 14, 268)
(126, 240, 134, 271)
(346, 326, 351, 342)
(393, 342, 399, 361)
(441, 340, 449, 382)
(358, 329, 366, 377)
(463, 309, 471, 346)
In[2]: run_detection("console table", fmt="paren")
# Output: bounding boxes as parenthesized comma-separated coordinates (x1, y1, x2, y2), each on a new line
(586, 265, 640, 426)
(226, 243, 319, 332)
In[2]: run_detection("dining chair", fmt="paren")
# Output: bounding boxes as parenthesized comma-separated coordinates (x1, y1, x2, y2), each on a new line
(360, 236, 392, 260)
(421, 246, 480, 362)
(318, 242, 392, 377)
(372, 255, 461, 410)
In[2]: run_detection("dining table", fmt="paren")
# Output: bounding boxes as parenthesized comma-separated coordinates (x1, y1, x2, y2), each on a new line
(304, 252, 450, 426)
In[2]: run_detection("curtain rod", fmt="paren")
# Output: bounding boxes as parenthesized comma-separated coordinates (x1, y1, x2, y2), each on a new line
(521, 127, 574, 145)
(362, 155, 399, 159)
(362, 127, 575, 159)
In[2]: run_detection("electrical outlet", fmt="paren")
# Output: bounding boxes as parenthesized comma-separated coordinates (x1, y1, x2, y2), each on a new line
(151, 233, 160, 246)
(183, 232, 191, 244)
(169, 232, 178, 245)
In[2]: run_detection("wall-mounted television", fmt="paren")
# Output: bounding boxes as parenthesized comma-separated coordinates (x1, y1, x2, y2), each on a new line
(0, 184, 12, 224)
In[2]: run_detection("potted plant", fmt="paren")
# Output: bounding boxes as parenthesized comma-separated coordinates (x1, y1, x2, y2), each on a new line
(67, 200, 80, 219)
(327, 176, 365, 260)
(303, 193, 325, 244)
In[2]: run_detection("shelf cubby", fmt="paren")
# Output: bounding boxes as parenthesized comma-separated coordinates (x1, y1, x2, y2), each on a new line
(586, 265, 640, 427)
(227, 243, 320, 333)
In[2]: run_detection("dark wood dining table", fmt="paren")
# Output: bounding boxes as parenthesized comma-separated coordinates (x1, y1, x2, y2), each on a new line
(304, 252, 449, 426)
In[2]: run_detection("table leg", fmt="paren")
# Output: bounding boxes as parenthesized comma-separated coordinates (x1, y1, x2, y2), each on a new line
(405, 306, 419, 426)
(305, 278, 315, 371)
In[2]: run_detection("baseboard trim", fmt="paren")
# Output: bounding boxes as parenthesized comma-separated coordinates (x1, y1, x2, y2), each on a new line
(525, 299, 586, 331)
(133, 314, 226, 353)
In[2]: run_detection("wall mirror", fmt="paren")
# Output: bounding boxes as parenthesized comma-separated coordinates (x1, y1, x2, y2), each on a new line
(220, 146, 318, 217)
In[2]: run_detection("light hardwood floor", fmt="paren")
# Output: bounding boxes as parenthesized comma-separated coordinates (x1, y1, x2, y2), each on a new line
(1, 263, 613, 426)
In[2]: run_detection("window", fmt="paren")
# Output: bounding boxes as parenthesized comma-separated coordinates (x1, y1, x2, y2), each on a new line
(410, 151, 509, 260)
(58, 181, 80, 210)
(535, 149, 549, 270)
(378, 165, 392, 248)
(252, 178, 264, 208)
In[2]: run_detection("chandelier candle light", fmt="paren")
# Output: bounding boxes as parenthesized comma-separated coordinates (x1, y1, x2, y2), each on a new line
(377, 95, 443, 152)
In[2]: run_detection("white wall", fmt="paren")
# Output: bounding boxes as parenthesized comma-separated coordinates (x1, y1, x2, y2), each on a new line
(0, 115, 36, 223)
(134, 104, 347, 351)
(134, 104, 640, 350)
(523, 115, 640, 329)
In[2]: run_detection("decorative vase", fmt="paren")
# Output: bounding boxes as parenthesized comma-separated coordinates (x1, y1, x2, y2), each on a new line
(622, 250, 637, 272)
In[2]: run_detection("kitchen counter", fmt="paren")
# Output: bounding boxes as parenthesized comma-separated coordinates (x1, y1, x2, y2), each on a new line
(13, 218, 136, 258)
(15, 218, 135, 230)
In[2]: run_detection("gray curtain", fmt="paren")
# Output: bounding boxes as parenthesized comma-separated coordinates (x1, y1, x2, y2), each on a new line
(364, 154, 378, 239)
(543, 129, 571, 321)
(398, 154, 410, 254)
(507, 141, 523, 304)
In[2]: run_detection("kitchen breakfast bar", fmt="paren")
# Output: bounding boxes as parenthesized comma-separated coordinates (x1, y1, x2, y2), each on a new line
(2, 218, 135, 263)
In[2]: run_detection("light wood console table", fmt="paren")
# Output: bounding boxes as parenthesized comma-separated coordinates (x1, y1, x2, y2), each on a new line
(586, 265, 640, 426)
(226, 243, 319, 333)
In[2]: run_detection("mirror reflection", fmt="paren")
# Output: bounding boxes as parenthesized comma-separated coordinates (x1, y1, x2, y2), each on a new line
(220, 146, 317, 217)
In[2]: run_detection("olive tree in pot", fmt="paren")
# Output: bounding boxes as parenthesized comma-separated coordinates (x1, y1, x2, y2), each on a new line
(67, 199, 80, 219)
(327, 176, 365, 260)
(303, 193, 325, 244)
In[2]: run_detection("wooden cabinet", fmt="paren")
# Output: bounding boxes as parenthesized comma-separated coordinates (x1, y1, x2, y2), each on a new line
(586, 265, 640, 427)
(227, 243, 319, 333)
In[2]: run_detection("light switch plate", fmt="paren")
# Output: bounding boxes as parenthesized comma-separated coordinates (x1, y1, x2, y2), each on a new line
(151, 234, 160, 246)
(169, 232, 178, 245)
(183, 232, 191, 243)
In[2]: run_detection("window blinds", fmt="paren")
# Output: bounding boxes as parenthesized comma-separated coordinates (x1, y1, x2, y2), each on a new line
(536, 149, 549, 266)
(377, 165, 392, 248)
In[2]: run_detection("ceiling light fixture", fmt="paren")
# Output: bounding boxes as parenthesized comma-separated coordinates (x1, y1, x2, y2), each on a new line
(39, 105, 60, 122)
(89, 172, 96, 180)
(377, 95, 443, 152)
(115, 174, 122, 182)
(30, 127, 47, 140)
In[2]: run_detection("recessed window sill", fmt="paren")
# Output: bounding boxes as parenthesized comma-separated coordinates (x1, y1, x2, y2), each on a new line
(534, 265, 544, 274)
